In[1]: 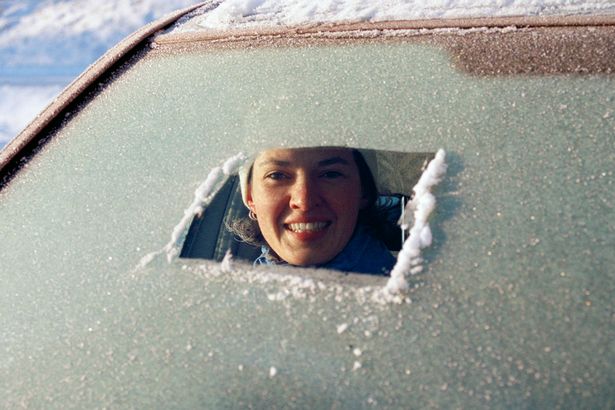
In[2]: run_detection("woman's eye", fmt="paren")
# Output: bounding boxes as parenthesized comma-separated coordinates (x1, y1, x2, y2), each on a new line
(321, 171, 344, 179)
(265, 171, 287, 180)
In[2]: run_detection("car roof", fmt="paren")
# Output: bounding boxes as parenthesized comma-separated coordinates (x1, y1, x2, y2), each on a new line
(171, 0, 615, 34)
(159, 0, 615, 42)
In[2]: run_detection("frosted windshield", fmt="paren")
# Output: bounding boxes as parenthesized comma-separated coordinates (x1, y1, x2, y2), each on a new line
(0, 34, 613, 407)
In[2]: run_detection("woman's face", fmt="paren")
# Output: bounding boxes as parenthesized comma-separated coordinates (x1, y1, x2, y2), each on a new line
(247, 148, 366, 266)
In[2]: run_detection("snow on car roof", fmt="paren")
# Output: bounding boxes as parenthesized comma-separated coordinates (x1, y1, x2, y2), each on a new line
(171, 0, 615, 33)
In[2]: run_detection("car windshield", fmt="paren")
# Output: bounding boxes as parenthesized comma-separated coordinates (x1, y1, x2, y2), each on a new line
(1, 24, 614, 407)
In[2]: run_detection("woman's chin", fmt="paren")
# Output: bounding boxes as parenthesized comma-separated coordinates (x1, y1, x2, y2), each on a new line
(280, 249, 336, 267)
(275, 227, 351, 266)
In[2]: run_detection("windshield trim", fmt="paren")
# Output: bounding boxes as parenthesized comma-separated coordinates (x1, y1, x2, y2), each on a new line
(155, 14, 615, 44)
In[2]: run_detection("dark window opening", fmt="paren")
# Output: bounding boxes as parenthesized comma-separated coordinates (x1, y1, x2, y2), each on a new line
(180, 175, 262, 262)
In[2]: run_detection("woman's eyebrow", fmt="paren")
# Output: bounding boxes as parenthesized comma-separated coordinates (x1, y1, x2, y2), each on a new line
(318, 157, 350, 167)
(257, 159, 291, 167)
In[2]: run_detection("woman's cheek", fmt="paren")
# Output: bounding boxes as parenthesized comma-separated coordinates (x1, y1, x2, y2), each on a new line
(255, 191, 286, 219)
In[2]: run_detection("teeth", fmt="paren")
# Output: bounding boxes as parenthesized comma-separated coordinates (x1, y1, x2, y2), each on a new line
(287, 222, 328, 232)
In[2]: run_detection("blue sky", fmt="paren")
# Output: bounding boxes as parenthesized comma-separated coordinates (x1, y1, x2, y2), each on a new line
(0, 0, 200, 147)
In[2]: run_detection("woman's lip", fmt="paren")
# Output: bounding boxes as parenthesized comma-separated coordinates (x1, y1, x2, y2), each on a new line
(284, 222, 330, 242)
(283, 221, 331, 242)
(284, 221, 331, 233)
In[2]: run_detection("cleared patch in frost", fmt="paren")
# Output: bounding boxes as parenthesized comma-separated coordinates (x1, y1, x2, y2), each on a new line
(141, 148, 446, 306)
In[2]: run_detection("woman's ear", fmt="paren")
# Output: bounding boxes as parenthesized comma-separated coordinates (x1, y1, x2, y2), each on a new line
(246, 185, 256, 212)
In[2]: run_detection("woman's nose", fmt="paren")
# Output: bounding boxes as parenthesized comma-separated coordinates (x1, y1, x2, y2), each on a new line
(289, 177, 321, 210)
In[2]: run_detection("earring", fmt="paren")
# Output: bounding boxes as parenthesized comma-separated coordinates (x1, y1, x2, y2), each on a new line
(248, 210, 257, 221)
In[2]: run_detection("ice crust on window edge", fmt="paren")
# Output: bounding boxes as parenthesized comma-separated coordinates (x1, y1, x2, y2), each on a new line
(138, 149, 446, 304)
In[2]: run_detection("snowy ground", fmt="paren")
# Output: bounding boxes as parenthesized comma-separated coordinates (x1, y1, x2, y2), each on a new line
(0, 0, 200, 148)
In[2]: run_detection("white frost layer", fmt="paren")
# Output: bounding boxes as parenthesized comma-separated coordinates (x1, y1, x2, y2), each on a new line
(184, 0, 615, 31)
(383, 149, 447, 296)
(137, 152, 248, 269)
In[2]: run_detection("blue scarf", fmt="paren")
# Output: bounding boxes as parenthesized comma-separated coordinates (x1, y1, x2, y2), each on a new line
(254, 225, 395, 275)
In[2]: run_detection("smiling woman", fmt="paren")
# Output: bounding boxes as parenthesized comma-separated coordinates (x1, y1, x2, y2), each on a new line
(236, 147, 397, 274)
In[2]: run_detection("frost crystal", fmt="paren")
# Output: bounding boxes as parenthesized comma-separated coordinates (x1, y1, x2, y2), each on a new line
(384, 149, 447, 296)
(220, 249, 234, 272)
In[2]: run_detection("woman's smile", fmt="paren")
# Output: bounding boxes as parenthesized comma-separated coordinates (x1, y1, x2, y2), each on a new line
(283, 219, 332, 244)
(285, 221, 330, 233)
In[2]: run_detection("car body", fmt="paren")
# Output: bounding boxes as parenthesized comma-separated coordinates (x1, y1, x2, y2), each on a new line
(1, 1, 614, 408)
